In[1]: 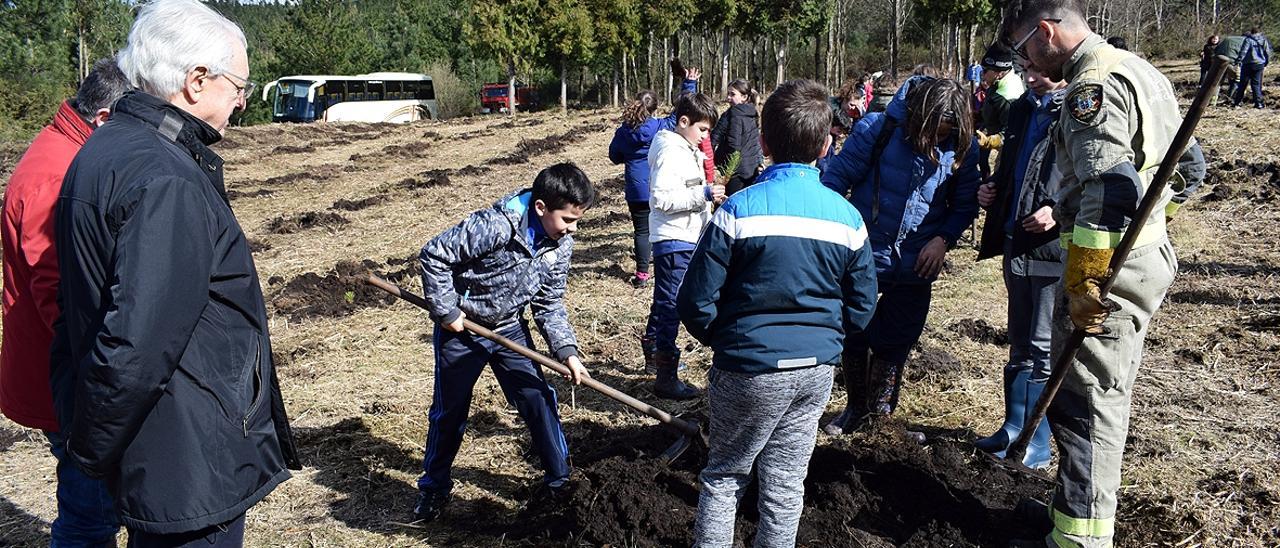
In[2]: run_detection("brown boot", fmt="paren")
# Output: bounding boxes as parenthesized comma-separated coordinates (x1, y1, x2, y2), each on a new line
(653, 351, 701, 400)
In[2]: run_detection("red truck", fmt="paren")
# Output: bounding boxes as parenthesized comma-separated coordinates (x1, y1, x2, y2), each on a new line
(480, 82, 536, 113)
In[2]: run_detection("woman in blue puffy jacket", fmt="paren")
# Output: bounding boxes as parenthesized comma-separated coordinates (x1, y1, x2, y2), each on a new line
(609, 78, 698, 287)
(820, 76, 981, 436)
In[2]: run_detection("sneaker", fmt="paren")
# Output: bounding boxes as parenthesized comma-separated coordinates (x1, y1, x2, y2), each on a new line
(412, 489, 452, 523)
(630, 271, 651, 288)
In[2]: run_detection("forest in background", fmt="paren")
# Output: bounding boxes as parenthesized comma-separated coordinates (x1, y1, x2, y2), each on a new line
(2, 0, 1278, 139)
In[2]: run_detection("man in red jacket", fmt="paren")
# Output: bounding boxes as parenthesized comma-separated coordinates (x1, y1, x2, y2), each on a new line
(1, 58, 130, 547)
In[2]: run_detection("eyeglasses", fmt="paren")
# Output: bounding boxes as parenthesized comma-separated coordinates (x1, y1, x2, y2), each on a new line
(219, 71, 257, 99)
(1009, 18, 1062, 60)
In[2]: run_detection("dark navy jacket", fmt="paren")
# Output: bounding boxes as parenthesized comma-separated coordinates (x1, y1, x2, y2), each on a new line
(419, 189, 579, 360)
(676, 163, 878, 374)
(52, 91, 299, 533)
(609, 79, 698, 203)
(821, 77, 981, 284)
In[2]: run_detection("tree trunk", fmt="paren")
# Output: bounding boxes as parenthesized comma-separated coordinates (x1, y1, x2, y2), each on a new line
(507, 61, 518, 116)
(826, 3, 837, 87)
(813, 34, 821, 83)
(720, 27, 731, 95)
(890, 0, 901, 81)
(776, 32, 788, 87)
(647, 30, 655, 91)
(612, 63, 620, 107)
(560, 58, 568, 112)
(664, 35, 673, 104)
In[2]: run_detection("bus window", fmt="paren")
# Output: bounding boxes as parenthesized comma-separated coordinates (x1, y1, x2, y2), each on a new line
(348, 81, 366, 101)
(368, 82, 384, 101)
(416, 80, 435, 101)
(385, 81, 402, 100)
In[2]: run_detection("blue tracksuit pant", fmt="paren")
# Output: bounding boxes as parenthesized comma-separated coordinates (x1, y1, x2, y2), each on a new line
(844, 279, 933, 364)
(644, 249, 693, 353)
(418, 322, 570, 493)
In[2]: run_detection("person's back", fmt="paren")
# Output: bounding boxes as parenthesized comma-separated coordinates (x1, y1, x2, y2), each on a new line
(1, 58, 129, 547)
(1242, 30, 1272, 66)
(680, 78, 877, 548)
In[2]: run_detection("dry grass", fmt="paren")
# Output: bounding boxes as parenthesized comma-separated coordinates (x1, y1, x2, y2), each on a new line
(2, 62, 1278, 546)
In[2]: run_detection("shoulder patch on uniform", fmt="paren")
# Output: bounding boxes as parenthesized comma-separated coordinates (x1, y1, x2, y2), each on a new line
(1067, 83, 1104, 125)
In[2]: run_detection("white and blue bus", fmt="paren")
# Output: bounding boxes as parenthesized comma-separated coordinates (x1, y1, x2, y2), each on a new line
(261, 72, 438, 123)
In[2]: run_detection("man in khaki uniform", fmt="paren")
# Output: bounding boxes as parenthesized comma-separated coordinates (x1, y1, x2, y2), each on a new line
(999, 1, 1202, 546)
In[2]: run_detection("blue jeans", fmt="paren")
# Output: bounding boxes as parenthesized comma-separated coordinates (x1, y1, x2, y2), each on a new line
(644, 249, 693, 353)
(44, 431, 120, 547)
(418, 322, 570, 493)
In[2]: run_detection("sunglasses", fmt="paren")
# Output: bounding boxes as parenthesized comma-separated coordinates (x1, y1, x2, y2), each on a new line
(1010, 18, 1062, 60)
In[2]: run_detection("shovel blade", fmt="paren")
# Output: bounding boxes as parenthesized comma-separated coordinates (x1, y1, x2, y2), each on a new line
(659, 434, 693, 465)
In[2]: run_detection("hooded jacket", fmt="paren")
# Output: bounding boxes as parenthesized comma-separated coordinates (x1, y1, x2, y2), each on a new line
(1238, 32, 1273, 66)
(52, 91, 299, 534)
(710, 102, 763, 183)
(647, 129, 714, 245)
(821, 77, 982, 284)
(419, 189, 579, 361)
(1, 101, 92, 432)
(608, 79, 698, 203)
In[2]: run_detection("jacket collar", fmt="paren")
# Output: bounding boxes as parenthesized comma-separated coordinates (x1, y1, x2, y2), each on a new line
(51, 101, 94, 147)
(112, 91, 229, 201)
(1063, 33, 1108, 83)
(755, 162, 821, 185)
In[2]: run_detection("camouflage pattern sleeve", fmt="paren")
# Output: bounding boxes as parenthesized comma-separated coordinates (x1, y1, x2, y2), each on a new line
(531, 240, 579, 361)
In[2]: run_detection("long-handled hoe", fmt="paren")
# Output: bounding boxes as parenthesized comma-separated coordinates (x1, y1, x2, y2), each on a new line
(1002, 56, 1232, 470)
(364, 274, 708, 465)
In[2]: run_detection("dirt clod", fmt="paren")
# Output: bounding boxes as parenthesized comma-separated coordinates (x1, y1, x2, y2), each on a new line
(330, 195, 388, 212)
(948, 318, 1010, 345)
(264, 211, 350, 234)
(270, 257, 418, 321)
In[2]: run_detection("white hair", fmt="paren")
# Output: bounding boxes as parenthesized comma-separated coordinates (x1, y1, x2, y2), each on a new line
(116, 0, 247, 99)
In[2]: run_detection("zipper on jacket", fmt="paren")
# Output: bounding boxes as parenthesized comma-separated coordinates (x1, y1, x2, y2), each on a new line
(243, 343, 263, 438)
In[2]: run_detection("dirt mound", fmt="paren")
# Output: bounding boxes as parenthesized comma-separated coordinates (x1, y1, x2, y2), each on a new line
(264, 211, 350, 234)
(397, 168, 453, 191)
(272, 144, 316, 154)
(381, 141, 431, 158)
(226, 188, 276, 200)
(948, 318, 1010, 345)
(270, 257, 418, 321)
(512, 420, 1053, 546)
(255, 164, 344, 187)
(330, 195, 388, 211)
(487, 129, 587, 165)
(454, 164, 492, 177)
(247, 238, 271, 253)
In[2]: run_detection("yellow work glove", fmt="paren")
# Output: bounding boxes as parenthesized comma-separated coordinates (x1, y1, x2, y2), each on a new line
(1064, 244, 1120, 335)
(977, 130, 1004, 150)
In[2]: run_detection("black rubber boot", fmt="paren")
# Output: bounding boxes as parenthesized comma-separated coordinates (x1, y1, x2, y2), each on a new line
(824, 350, 870, 435)
(641, 337, 658, 374)
(653, 351, 701, 400)
(867, 357, 925, 444)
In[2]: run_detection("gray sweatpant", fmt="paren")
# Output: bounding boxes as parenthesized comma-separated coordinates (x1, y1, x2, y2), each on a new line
(693, 365, 834, 548)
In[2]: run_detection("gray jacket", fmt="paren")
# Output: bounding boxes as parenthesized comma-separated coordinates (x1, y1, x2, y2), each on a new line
(419, 189, 579, 360)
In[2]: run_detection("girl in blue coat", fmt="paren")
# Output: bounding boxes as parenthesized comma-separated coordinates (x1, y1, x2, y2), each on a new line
(609, 76, 699, 287)
(820, 76, 981, 435)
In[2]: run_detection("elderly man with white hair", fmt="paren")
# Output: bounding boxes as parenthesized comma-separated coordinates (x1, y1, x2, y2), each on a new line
(51, 0, 299, 545)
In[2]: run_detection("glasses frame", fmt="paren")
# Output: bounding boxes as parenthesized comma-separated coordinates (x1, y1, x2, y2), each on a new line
(219, 71, 257, 99)
(1010, 18, 1062, 61)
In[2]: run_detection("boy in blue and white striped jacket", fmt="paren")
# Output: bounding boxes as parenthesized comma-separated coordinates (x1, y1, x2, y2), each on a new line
(677, 80, 878, 548)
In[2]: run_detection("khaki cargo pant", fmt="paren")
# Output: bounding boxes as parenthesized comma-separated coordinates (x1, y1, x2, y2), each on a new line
(1046, 239, 1177, 548)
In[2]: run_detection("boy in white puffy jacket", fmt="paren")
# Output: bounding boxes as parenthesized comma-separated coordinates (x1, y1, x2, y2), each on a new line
(642, 92, 722, 400)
